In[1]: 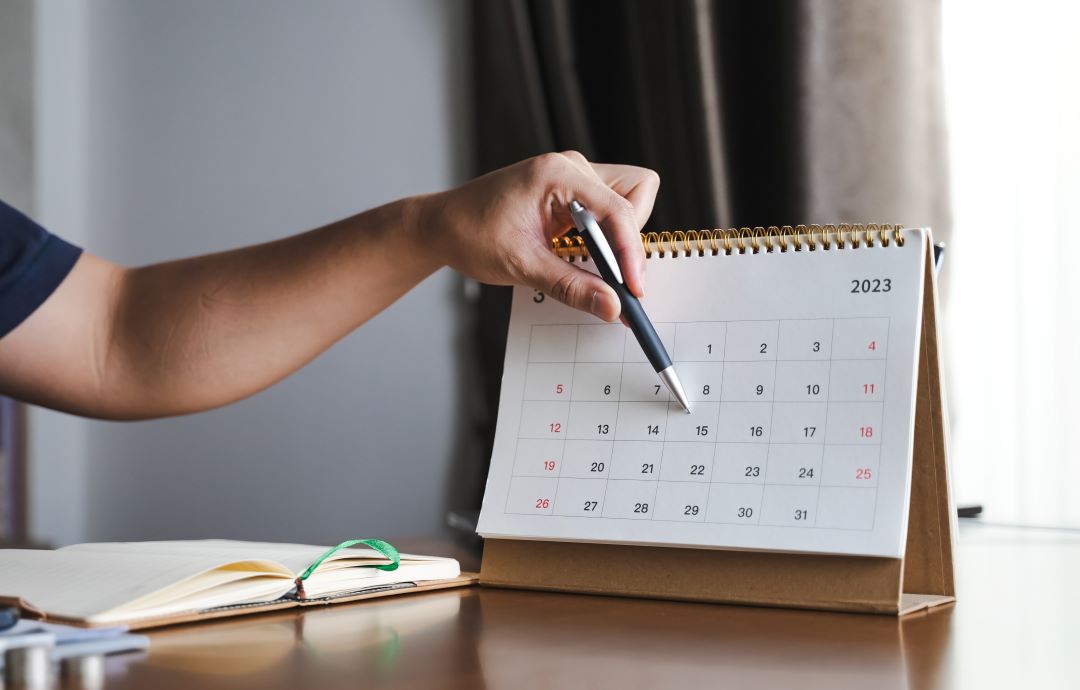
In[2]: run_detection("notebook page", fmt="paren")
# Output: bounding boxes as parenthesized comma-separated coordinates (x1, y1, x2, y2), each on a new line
(478, 228, 928, 557)
(0, 550, 292, 622)
(63, 540, 357, 574)
(63, 540, 445, 575)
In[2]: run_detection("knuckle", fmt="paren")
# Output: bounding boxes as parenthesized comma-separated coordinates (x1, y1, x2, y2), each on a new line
(560, 149, 588, 164)
(612, 194, 636, 218)
(528, 152, 563, 179)
(549, 270, 583, 307)
(505, 248, 531, 282)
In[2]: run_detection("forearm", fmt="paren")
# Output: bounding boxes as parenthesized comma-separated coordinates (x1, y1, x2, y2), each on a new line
(1, 197, 438, 420)
(106, 197, 438, 418)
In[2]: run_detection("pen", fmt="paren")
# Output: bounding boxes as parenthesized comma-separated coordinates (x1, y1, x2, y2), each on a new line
(569, 200, 692, 414)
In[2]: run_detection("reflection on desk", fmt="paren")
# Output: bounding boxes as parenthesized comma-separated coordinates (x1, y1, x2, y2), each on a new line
(138, 593, 467, 688)
(92, 524, 1079, 689)
(477, 589, 949, 690)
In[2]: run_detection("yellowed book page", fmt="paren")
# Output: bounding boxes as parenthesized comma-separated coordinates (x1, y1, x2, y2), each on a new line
(0, 549, 293, 623)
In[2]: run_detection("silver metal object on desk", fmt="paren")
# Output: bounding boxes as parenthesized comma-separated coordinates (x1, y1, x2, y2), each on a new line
(4, 644, 52, 689)
(60, 654, 105, 690)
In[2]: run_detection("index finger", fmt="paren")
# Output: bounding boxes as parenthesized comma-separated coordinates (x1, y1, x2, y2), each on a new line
(589, 162, 660, 231)
(566, 173, 649, 299)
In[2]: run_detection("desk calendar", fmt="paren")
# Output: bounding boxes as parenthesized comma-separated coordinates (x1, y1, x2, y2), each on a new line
(479, 225, 956, 615)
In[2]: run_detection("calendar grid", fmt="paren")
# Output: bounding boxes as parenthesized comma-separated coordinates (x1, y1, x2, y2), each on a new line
(868, 318, 894, 532)
(699, 347, 726, 524)
(508, 318, 888, 531)
(811, 318, 839, 527)
(643, 403, 667, 522)
(504, 387, 528, 515)
(759, 320, 782, 526)
(608, 346, 630, 521)
(547, 328, 581, 518)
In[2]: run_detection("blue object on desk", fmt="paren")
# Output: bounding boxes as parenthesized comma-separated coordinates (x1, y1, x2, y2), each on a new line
(0, 606, 18, 632)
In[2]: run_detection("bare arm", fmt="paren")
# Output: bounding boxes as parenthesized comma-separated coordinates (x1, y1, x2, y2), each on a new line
(0, 153, 658, 419)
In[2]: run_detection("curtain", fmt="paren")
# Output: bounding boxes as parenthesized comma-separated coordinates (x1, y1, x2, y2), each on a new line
(451, 0, 952, 522)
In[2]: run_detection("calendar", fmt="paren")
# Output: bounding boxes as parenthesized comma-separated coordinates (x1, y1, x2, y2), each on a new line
(478, 227, 928, 558)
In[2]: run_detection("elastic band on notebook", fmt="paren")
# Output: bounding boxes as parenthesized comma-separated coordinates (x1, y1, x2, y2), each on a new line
(295, 538, 401, 596)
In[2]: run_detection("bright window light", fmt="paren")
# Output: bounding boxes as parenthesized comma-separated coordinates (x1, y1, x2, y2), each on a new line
(943, 0, 1080, 526)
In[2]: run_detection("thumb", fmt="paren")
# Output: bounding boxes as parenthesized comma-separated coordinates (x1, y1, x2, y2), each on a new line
(524, 247, 621, 321)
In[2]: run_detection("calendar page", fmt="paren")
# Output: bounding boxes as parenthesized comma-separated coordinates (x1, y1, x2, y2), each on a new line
(478, 228, 928, 558)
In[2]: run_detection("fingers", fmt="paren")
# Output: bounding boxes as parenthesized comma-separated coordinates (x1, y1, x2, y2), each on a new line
(559, 149, 591, 169)
(522, 245, 622, 321)
(561, 166, 648, 298)
(589, 162, 660, 230)
(559, 153, 659, 230)
(552, 152, 657, 298)
(525, 152, 656, 299)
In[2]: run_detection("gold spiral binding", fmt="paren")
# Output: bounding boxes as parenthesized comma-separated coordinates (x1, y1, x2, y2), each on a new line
(672, 230, 688, 256)
(822, 224, 835, 249)
(736, 228, 750, 254)
(781, 225, 796, 252)
(552, 223, 906, 259)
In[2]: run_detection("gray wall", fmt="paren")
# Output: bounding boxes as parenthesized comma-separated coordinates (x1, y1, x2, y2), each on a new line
(29, 0, 472, 545)
(0, 0, 33, 212)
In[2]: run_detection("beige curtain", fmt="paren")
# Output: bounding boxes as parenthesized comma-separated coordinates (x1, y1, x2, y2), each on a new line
(800, 0, 950, 238)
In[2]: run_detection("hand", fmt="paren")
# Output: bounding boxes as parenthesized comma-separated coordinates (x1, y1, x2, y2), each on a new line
(414, 151, 659, 321)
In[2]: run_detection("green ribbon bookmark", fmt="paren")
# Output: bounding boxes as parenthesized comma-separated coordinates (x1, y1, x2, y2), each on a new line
(298, 538, 401, 582)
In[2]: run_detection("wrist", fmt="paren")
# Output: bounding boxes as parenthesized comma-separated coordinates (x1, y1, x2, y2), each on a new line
(397, 194, 444, 275)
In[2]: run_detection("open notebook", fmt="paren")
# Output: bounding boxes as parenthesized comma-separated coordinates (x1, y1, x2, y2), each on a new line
(0, 539, 472, 629)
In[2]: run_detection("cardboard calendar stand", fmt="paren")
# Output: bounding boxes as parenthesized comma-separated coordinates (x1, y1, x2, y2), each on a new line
(481, 241, 956, 616)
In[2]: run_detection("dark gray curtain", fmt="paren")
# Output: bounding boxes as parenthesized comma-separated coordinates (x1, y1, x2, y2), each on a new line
(450, 0, 951, 525)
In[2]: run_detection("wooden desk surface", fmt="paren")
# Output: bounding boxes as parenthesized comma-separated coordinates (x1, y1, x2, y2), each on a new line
(92, 525, 1078, 690)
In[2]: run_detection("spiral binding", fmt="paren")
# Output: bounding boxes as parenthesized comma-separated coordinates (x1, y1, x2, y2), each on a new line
(552, 223, 905, 260)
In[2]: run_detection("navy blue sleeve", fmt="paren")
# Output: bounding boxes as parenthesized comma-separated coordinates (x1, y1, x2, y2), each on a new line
(0, 199, 83, 339)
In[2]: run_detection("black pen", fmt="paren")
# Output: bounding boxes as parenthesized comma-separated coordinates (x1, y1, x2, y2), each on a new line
(569, 200, 691, 413)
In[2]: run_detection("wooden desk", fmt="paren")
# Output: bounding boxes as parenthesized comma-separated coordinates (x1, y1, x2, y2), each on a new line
(93, 525, 1078, 689)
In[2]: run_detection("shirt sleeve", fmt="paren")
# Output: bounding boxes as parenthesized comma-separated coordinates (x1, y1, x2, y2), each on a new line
(0, 199, 83, 339)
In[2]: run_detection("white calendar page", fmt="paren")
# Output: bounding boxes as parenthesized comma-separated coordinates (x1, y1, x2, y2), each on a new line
(478, 228, 928, 557)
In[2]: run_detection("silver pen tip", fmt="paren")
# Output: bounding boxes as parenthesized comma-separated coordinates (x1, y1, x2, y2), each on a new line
(570, 200, 585, 213)
(658, 366, 692, 414)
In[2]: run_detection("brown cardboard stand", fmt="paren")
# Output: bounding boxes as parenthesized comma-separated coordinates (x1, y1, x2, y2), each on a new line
(481, 242, 956, 616)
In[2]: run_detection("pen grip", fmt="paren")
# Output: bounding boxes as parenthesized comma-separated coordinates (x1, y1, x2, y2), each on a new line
(579, 233, 672, 372)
